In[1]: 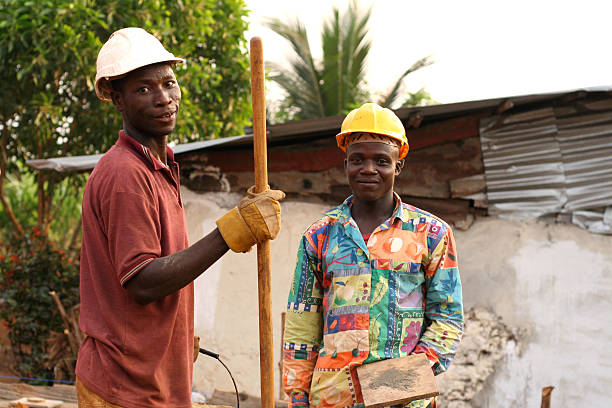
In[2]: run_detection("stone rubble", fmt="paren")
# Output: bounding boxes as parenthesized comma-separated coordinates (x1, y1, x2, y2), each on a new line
(436, 307, 516, 408)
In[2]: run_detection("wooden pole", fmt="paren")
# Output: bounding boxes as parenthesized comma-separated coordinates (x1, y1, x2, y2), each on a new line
(540, 386, 554, 408)
(250, 36, 274, 408)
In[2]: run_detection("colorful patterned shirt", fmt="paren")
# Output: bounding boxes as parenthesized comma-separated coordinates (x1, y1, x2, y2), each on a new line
(282, 194, 463, 408)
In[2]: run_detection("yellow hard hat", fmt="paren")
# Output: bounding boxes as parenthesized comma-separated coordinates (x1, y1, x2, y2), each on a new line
(94, 27, 185, 102)
(336, 102, 409, 159)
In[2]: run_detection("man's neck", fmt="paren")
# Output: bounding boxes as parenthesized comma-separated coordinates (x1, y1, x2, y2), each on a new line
(350, 193, 396, 235)
(124, 127, 168, 164)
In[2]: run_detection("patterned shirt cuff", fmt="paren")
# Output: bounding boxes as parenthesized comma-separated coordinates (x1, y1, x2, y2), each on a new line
(290, 391, 309, 407)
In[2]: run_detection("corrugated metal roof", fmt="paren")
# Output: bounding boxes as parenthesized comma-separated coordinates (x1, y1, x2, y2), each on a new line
(572, 208, 612, 234)
(26, 134, 253, 172)
(480, 99, 612, 233)
(555, 107, 612, 211)
(26, 86, 612, 172)
(26, 154, 104, 172)
(480, 108, 566, 217)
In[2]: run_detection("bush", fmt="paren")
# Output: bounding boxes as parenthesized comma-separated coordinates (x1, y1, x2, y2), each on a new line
(0, 228, 79, 381)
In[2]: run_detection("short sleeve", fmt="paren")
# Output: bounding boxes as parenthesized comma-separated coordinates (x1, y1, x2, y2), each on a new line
(100, 188, 162, 286)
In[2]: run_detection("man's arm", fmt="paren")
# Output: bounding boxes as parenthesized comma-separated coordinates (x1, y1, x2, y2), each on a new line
(126, 228, 229, 304)
(414, 224, 463, 374)
(283, 235, 323, 407)
(125, 187, 284, 305)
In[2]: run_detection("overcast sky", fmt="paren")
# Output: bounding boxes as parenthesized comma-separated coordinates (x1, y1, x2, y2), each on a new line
(244, 0, 612, 104)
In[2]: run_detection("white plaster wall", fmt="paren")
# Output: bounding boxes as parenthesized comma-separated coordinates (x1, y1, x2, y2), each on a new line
(455, 218, 612, 407)
(182, 188, 329, 398)
(183, 188, 612, 407)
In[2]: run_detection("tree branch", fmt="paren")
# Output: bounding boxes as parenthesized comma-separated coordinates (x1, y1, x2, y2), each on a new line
(67, 212, 82, 255)
(0, 124, 24, 236)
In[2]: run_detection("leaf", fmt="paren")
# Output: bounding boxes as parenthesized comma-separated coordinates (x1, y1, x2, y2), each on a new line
(370, 276, 388, 306)
(265, 0, 432, 121)
(369, 312, 383, 360)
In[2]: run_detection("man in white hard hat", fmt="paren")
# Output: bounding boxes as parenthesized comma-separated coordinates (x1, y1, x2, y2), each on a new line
(76, 27, 284, 407)
(282, 103, 463, 408)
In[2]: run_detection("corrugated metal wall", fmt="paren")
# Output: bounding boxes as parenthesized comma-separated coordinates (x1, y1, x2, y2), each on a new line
(480, 99, 612, 234)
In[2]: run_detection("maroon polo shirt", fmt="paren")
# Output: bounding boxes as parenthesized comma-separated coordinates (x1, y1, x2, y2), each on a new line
(76, 130, 193, 408)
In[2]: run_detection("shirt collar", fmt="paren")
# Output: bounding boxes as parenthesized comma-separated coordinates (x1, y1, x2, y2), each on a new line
(326, 192, 404, 223)
(117, 130, 176, 171)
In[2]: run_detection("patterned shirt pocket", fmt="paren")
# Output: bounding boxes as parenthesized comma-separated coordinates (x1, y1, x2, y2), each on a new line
(380, 260, 425, 309)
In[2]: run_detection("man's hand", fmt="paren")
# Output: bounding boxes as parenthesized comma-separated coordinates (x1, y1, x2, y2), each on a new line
(216, 186, 285, 253)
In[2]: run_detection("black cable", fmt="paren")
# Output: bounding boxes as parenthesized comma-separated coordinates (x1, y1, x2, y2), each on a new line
(199, 347, 239, 408)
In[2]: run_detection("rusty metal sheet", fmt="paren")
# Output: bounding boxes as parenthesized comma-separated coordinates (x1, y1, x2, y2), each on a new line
(555, 109, 612, 211)
(480, 107, 565, 217)
(480, 101, 612, 234)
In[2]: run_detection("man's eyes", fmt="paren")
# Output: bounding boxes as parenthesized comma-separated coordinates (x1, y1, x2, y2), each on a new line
(350, 158, 391, 165)
(135, 81, 175, 93)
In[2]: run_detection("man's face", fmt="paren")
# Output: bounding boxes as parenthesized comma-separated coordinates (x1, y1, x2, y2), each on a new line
(344, 141, 402, 203)
(111, 63, 181, 138)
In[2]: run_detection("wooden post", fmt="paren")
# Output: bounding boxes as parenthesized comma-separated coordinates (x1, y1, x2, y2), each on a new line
(250, 36, 274, 408)
(541, 386, 554, 408)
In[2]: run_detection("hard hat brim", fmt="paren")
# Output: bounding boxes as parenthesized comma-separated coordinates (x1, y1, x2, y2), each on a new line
(94, 58, 184, 102)
(336, 130, 409, 159)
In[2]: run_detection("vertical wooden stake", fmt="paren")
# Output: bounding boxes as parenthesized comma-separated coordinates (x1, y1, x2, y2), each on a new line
(541, 386, 554, 408)
(250, 36, 274, 408)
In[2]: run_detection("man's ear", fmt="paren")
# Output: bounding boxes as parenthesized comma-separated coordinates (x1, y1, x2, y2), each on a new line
(343, 157, 348, 170)
(110, 89, 124, 113)
(395, 159, 404, 175)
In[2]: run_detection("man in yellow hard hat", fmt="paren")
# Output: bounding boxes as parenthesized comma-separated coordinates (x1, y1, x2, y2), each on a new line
(76, 27, 284, 407)
(282, 103, 463, 408)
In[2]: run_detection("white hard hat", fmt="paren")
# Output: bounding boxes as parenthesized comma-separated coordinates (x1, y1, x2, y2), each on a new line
(94, 27, 185, 101)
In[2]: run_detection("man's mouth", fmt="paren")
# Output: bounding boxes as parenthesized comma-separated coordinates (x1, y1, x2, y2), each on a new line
(356, 180, 379, 188)
(155, 111, 176, 121)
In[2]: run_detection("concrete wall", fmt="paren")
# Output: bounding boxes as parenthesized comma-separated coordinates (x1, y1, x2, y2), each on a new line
(183, 188, 612, 407)
(457, 218, 612, 407)
(184, 189, 326, 399)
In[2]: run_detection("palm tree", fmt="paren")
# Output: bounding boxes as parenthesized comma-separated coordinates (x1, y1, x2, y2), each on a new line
(265, 0, 433, 121)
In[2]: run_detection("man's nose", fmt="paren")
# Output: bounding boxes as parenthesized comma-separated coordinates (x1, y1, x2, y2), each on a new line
(361, 160, 376, 173)
(154, 88, 172, 105)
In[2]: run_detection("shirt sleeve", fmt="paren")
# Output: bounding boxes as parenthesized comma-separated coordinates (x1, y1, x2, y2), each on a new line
(100, 178, 162, 286)
(282, 234, 324, 407)
(414, 223, 463, 375)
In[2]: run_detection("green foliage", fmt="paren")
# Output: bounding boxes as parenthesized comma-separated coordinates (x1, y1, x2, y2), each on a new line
(378, 60, 436, 108)
(0, 165, 85, 247)
(400, 87, 438, 108)
(266, 0, 434, 122)
(0, 168, 37, 237)
(92, 0, 253, 140)
(0, 229, 79, 380)
(0, 0, 251, 380)
(0, 0, 251, 165)
(266, 0, 371, 120)
(0, 0, 252, 233)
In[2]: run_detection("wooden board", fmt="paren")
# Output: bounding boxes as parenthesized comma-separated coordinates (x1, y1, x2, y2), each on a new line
(9, 397, 62, 407)
(356, 354, 439, 408)
(0, 383, 76, 404)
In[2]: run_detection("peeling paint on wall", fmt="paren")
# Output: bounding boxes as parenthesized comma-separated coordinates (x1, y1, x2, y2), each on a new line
(437, 308, 516, 407)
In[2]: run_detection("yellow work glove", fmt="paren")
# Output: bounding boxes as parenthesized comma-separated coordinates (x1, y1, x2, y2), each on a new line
(216, 186, 285, 253)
